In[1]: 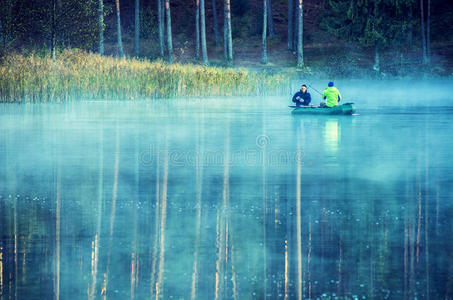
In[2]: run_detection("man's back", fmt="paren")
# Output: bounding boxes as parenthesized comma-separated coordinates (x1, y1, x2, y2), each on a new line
(323, 87, 341, 107)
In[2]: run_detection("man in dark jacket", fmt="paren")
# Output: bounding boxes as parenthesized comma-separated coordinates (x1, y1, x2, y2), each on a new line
(292, 84, 311, 106)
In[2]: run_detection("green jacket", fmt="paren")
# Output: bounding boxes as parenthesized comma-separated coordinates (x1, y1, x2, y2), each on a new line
(322, 87, 342, 107)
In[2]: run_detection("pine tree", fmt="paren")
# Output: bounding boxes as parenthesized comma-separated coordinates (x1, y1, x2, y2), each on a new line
(115, 0, 124, 58)
(195, 0, 200, 59)
(296, 0, 303, 66)
(165, 0, 173, 63)
(426, 0, 430, 62)
(98, 0, 104, 55)
(134, 0, 140, 56)
(200, 0, 209, 64)
(224, 0, 233, 64)
(212, 0, 219, 46)
(262, 0, 268, 64)
(267, 0, 275, 38)
(321, 0, 390, 71)
(158, 0, 165, 57)
(288, 0, 293, 50)
(51, 0, 57, 59)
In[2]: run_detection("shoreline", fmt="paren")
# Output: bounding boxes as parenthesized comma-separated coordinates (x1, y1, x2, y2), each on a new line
(1, 49, 451, 103)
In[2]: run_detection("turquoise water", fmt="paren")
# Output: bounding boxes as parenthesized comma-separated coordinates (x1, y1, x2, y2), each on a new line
(1, 98, 452, 300)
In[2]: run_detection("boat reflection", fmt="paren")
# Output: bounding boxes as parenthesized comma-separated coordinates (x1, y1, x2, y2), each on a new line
(323, 119, 340, 155)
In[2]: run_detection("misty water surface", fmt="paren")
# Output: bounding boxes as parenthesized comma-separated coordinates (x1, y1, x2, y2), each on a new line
(1, 80, 453, 300)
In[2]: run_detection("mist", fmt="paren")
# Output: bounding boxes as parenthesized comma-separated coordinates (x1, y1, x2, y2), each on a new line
(1, 78, 453, 299)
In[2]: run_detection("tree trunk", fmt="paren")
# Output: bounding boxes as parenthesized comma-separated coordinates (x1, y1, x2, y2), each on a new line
(115, 0, 125, 58)
(426, 0, 430, 62)
(196, 0, 200, 59)
(261, 0, 268, 64)
(134, 0, 140, 56)
(266, 0, 275, 38)
(373, 40, 380, 72)
(223, 4, 227, 60)
(98, 0, 104, 55)
(288, 0, 293, 50)
(165, 0, 173, 63)
(212, 0, 219, 46)
(228, 13, 233, 63)
(51, 0, 56, 59)
(419, 0, 427, 64)
(408, 7, 413, 47)
(296, 0, 303, 66)
(158, 0, 165, 57)
(0, 15, 3, 48)
(293, 0, 298, 51)
(225, 0, 233, 63)
(56, 0, 63, 48)
(200, 0, 209, 64)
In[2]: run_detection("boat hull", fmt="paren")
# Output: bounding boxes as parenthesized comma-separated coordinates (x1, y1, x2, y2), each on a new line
(291, 103, 356, 115)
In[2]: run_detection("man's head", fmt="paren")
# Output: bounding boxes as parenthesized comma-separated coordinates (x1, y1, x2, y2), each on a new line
(301, 84, 307, 92)
(328, 81, 334, 87)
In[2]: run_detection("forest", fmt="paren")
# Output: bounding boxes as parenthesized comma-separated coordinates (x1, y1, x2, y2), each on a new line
(1, 0, 452, 73)
(0, 0, 452, 102)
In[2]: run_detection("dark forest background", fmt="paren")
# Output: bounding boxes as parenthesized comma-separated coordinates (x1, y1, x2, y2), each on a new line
(1, 0, 452, 75)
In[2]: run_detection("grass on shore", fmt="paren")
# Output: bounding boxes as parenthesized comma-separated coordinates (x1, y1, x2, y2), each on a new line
(0, 50, 291, 102)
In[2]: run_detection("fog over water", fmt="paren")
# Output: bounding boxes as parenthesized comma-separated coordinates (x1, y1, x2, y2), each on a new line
(1, 79, 453, 300)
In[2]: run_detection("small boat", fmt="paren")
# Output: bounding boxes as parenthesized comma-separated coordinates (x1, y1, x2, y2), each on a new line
(290, 103, 356, 115)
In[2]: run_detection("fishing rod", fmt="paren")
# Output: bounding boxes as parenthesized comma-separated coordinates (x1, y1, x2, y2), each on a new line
(306, 83, 323, 96)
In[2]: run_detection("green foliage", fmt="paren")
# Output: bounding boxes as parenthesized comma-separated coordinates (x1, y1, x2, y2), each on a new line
(140, 6, 157, 40)
(320, 0, 415, 49)
(0, 0, 101, 52)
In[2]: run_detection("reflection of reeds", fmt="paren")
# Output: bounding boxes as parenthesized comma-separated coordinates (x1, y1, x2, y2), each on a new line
(0, 50, 287, 102)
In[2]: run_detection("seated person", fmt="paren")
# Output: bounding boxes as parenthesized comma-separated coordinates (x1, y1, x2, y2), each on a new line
(321, 81, 342, 107)
(292, 84, 311, 106)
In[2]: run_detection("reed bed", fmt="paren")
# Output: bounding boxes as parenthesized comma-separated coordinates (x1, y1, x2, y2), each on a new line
(0, 50, 288, 102)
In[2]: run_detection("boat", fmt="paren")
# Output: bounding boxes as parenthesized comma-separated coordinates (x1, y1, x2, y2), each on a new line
(290, 103, 356, 115)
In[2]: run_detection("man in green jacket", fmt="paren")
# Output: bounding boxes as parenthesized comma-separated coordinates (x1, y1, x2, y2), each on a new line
(322, 81, 342, 107)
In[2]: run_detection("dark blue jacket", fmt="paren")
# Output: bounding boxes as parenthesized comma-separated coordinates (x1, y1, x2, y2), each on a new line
(292, 91, 311, 106)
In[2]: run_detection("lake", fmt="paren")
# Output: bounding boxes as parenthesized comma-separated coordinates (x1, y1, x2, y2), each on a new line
(1, 85, 453, 299)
